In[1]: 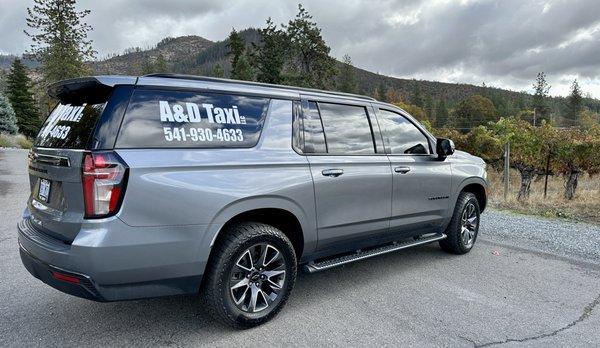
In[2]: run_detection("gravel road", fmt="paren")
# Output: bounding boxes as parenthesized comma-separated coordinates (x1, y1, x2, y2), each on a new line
(1, 148, 599, 347)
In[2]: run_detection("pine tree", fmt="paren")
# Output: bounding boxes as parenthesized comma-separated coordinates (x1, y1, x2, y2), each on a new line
(154, 54, 168, 73)
(285, 4, 337, 89)
(411, 79, 424, 107)
(6, 59, 41, 137)
(377, 81, 388, 102)
(25, 0, 96, 84)
(227, 28, 253, 81)
(0, 94, 19, 134)
(338, 54, 358, 94)
(566, 79, 583, 124)
(424, 94, 435, 124)
(253, 18, 287, 84)
(436, 98, 449, 127)
(531, 72, 551, 124)
(211, 63, 224, 78)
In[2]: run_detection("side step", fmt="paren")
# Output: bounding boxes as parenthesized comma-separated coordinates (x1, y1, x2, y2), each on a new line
(303, 233, 447, 273)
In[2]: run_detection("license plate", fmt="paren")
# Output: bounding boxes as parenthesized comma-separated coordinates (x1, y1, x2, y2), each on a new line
(39, 179, 51, 202)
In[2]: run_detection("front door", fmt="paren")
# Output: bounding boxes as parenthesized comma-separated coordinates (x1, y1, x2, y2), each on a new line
(301, 99, 392, 250)
(375, 108, 452, 236)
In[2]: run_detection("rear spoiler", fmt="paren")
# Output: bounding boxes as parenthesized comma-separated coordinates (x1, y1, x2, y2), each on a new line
(47, 76, 137, 104)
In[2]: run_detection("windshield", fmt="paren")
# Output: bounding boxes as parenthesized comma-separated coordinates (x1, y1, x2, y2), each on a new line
(35, 103, 106, 149)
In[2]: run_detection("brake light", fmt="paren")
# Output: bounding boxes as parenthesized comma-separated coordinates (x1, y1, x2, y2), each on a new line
(82, 151, 127, 218)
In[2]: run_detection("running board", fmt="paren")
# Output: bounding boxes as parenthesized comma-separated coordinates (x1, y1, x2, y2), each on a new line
(303, 233, 447, 273)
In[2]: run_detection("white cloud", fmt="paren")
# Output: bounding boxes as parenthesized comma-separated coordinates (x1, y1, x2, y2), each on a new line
(1, 0, 599, 98)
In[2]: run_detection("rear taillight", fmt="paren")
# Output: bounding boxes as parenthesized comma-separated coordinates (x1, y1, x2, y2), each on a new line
(82, 151, 128, 218)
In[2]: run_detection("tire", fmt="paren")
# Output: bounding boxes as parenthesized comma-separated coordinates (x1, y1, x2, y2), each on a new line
(202, 222, 297, 329)
(439, 192, 480, 255)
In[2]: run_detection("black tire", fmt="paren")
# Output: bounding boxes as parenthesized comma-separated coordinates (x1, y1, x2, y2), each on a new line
(202, 222, 297, 329)
(439, 192, 480, 254)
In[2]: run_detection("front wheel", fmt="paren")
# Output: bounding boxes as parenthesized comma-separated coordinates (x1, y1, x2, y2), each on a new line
(202, 222, 297, 329)
(440, 192, 480, 254)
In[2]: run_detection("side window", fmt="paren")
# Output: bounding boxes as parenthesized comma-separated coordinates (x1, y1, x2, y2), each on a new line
(302, 101, 327, 153)
(377, 109, 430, 155)
(115, 89, 269, 148)
(318, 102, 375, 155)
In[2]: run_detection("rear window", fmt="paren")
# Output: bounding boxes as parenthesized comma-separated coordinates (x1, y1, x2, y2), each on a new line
(35, 103, 106, 149)
(115, 89, 270, 148)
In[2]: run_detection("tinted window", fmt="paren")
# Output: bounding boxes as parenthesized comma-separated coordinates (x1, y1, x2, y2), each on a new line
(318, 103, 374, 154)
(35, 103, 105, 149)
(378, 109, 430, 154)
(302, 101, 327, 153)
(116, 89, 269, 148)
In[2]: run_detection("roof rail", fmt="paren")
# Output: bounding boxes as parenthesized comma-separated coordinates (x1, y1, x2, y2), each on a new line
(142, 73, 376, 101)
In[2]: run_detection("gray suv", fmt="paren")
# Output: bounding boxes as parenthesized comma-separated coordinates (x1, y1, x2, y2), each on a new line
(18, 74, 487, 328)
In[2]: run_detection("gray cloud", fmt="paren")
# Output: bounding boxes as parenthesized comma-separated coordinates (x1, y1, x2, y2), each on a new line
(1, 0, 599, 97)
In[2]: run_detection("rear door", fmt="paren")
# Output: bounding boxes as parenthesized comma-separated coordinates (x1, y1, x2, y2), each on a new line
(301, 97, 392, 250)
(375, 107, 452, 236)
(27, 83, 129, 243)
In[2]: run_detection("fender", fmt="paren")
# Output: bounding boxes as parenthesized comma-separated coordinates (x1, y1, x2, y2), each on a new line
(199, 195, 317, 261)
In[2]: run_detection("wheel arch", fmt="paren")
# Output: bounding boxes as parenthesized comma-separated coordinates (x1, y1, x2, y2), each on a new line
(457, 178, 488, 212)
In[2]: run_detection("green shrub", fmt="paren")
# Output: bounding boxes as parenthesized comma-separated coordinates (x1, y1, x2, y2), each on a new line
(15, 134, 32, 149)
(0, 133, 12, 147)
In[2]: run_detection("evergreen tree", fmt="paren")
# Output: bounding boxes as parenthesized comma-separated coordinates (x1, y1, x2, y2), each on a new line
(436, 98, 449, 127)
(411, 79, 424, 107)
(227, 28, 253, 81)
(285, 4, 336, 89)
(377, 81, 388, 102)
(338, 54, 358, 94)
(566, 79, 583, 124)
(25, 0, 96, 84)
(154, 54, 168, 73)
(6, 59, 41, 137)
(452, 95, 496, 130)
(252, 18, 287, 84)
(424, 94, 435, 122)
(0, 94, 19, 134)
(531, 72, 551, 124)
(211, 63, 224, 78)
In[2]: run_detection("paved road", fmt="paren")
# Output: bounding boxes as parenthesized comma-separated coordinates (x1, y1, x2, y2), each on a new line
(1, 148, 599, 347)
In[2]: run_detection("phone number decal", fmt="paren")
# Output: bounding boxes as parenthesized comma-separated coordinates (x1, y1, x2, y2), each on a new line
(163, 127, 244, 142)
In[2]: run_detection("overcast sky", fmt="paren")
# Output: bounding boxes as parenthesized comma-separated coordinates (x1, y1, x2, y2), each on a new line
(1, 0, 600, 98)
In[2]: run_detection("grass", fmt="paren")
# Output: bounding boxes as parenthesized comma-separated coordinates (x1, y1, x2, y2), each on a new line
(487, 169, 600, 225)
(0, 133, 33, 149)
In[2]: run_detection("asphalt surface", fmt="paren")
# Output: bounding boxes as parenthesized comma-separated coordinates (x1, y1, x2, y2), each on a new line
(1, 148, 599, 347)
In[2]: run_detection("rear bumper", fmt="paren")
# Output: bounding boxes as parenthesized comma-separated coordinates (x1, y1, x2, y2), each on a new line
(17, 217, 210, 301)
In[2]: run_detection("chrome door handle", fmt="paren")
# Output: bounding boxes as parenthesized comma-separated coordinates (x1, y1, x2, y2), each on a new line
(394, 166, 411, 174)
(322, 169, 344, 177)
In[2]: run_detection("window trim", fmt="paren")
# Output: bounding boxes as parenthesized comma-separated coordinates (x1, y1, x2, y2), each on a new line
(300, 98, 382, 156)
(375, 106, 435, 156)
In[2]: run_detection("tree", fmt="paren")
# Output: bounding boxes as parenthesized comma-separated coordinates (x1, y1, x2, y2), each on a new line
(491, 118, 552, 200)
(25, 0, 96, 84)
(285, 4, 337, 89)
(435, 98, 449, 127)
(154, 54, 168, 73)
(411, 79, 424, 107)
(424, 94, 435, 123)
(394, 102, 427, 122)
(338, 54, 358, 94)
(566, 79, 583, 124)
(0, 94, 19, 134)
(252, 18, 287, 84)
(552, 129, 600, 199)
(6, 59, 41, 137)
(377, 81, 388, 102)
(451, 95, 496, 130)
(211, 63, 224, 78)
(227, 28, 253, 81)
(531, 72, 551, 125)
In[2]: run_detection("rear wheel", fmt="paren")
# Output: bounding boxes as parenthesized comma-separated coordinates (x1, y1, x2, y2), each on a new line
(440, 192, 480, 254)
(202, 222, 297, 328)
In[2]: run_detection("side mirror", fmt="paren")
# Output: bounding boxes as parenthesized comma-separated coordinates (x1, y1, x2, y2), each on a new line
(436, 138, 455, 159)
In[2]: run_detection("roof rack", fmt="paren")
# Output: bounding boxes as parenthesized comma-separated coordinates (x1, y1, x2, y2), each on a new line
(142, 73, 376, 101)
